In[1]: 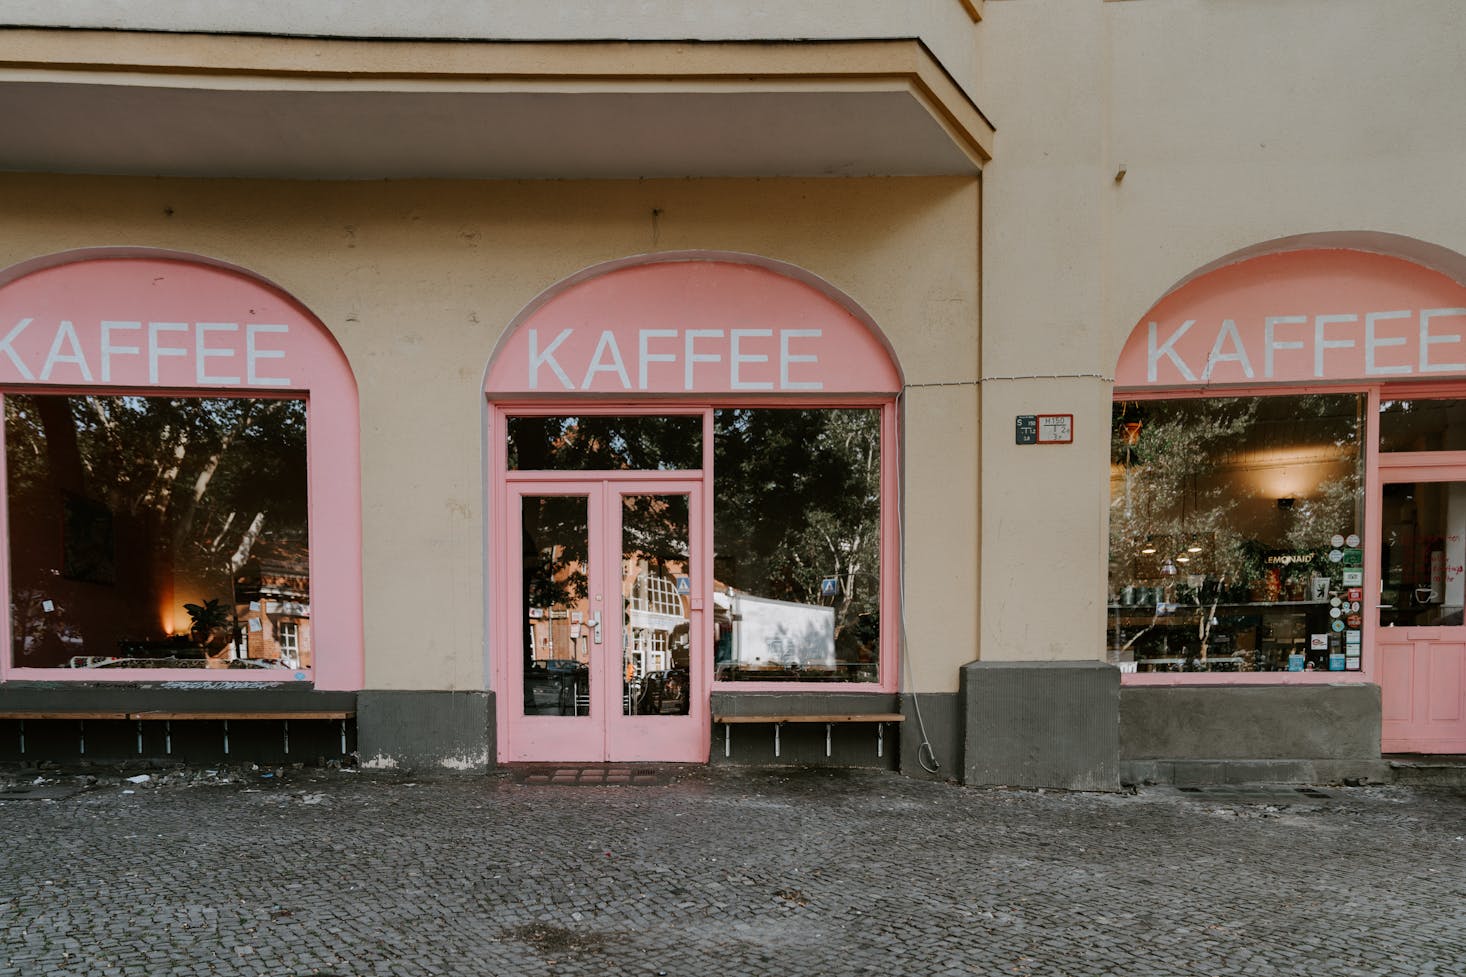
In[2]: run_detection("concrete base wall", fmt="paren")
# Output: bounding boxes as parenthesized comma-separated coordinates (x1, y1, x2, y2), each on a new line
(357, 690, 494, 774)
(1120, 684, 1381, 760)
(1117, 684, 1384, 785)
(710, 692, 899, 768)
(961, 661, 1121, 791)
(899, 693, 962, 781)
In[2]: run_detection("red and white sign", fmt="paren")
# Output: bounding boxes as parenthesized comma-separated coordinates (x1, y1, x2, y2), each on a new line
(1116, 250, 1466, 389)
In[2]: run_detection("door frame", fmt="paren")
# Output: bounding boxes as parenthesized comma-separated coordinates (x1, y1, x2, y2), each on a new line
(1372, 446, 1466, 752)
(495, 464, 711, 764)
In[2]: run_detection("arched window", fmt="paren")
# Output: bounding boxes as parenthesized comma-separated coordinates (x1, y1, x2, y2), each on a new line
(0, 250, 362, 689)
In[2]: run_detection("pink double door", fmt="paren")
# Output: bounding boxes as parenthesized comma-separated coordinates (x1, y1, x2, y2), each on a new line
(503, 478, 708, 763)
(1376, 463, 1466, 753)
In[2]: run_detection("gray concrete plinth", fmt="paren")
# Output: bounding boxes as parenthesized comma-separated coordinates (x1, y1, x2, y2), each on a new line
(960, 660, 1120, 791)
(357, 690, 494, 773)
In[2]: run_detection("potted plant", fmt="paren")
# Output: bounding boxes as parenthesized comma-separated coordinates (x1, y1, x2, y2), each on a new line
(183, 598, 232, 653)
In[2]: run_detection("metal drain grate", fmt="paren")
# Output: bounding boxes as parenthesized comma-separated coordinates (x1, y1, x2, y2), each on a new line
(1174, 786, 1333, 803)
(511, 766, 669, 786)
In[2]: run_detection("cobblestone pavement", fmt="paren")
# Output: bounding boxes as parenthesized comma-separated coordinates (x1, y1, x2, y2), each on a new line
(2, 764, 1465, 977)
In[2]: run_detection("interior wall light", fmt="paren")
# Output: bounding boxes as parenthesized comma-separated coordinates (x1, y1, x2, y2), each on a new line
(1186, 544, 1203, 553)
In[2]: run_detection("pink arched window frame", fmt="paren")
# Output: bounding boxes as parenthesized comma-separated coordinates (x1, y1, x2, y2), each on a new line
(0, 249, 363, 689)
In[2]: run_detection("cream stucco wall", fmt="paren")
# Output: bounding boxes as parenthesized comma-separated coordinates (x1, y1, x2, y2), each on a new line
(977, 0, 1466, 662)
(0, 173, 978, 693)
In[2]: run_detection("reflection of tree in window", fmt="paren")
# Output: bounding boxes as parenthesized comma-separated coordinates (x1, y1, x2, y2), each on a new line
(6, 395, 309, 668)
(1109, 395, 1363, 672)
(507, 415, 701, 471)
(713, 408, 881, 681)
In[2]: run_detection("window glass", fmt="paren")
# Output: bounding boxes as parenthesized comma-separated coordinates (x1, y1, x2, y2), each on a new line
(622, 493, 691, 716)
(520, 495, 591, 716)
(1109, 394, 1365, 673)
(1379, 481, 1466, 627)
(1378, 399, 1466, 452)
(7, 394, 309, 670)
(507, 415, 701, 470)
(713, 408, 881, 683)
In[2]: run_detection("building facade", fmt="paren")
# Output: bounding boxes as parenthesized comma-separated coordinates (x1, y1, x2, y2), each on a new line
(0, 1, 1463, 785)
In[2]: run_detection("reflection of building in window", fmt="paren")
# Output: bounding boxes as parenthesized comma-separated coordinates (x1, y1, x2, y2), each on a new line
(277, 621, 300, 665)
(235, 540, 311, 666)
(5, 394, 310, 670)
(625, 568, 686, 677)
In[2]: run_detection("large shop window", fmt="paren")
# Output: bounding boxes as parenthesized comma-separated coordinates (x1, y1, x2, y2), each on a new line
(1108, 394, 1365, 673)
(7, 394, 309, 670)
(713, 408, 881, 683)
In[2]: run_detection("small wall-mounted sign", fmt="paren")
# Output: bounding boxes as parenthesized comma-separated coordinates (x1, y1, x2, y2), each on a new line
(1016, 414, 1074, 445)
(820, 576, 839, 597)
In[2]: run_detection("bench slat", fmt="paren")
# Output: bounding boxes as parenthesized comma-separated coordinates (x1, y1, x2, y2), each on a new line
(0, 711, 354, 721)
(0, 711, 131, 720)
(128, 711, 354, 721)
(712, 713, 904, 724)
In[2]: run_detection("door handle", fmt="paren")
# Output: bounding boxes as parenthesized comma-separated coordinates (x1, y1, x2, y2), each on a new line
(590, 611, 603, 644)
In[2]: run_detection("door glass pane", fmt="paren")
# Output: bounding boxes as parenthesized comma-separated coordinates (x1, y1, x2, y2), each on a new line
(521, 495, 591, 716)
(507, 415, 701, 470)
(1379, 399, 1466, 452)
(713, 408, 882, 682)
(621, 494, 691, 716)
(1380, 481, 1466, 627)
(6, 394, 309, 671)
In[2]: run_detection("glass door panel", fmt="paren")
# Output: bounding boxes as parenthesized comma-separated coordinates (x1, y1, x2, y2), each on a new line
(1379, 481, 1466, 627)
(620, 493, 692, 718)
(519, 494, 593, 720)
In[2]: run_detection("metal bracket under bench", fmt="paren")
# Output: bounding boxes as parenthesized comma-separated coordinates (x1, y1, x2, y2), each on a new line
(0, 710, 354, 757)
(712, 712, 905, 759)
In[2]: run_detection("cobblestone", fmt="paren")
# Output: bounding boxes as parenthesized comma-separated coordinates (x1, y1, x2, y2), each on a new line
(0, 765, 1464, 975)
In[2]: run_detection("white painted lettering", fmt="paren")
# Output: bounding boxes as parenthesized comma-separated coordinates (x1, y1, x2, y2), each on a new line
(684, 329, 724, 391)
(1420, 308, 1466, 373)
(246, 324, 290, 386)
(39, 320, 93, 382)
(1263, 316, 1306, 378)
(0, 318, 35, 380)
(195, 322, 241, 384)
(148, 321, 190, 384)
(527, 328, 574, 390)
(637, 329, 678, 390)
(1199, 319, 1254, 382)
(730, 329, 774, 391)
(581, 330, 631, 389)
(1313, 314, 1357, 378)
(779, 329, 824, 390)
(1146, 320, 1196, 383)
(1365, 310, 1411, 375)
(100, 321, 141, 382)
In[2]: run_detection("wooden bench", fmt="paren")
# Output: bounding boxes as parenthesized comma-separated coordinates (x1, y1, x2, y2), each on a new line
(0, 710, 354, 757)
(712, 712, 905, 759)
